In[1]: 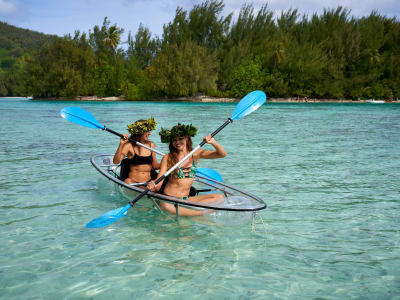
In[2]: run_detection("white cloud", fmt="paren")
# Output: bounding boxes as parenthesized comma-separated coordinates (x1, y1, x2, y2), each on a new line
(0, 0, 17, 14)
(0, 0, 30, 26)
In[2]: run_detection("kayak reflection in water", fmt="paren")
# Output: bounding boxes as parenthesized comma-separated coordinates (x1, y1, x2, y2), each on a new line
(147, 123, 227, 216)
(113, 117, 160, 185)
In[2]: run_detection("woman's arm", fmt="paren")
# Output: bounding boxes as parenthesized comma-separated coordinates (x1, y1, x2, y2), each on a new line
(147, 155, 168, 191)
(198, 135, 227, 159)
(113, 134, 129, 164)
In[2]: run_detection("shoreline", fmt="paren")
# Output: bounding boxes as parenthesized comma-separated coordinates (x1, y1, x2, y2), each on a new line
(25, 95, 399, 103)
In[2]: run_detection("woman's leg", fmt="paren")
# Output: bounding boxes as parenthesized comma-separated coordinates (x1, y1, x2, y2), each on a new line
(158, 201, 204, 216)
(187, 193, 224, 204)
(124, 178, 136, 184)
(158, 193, 224, 216)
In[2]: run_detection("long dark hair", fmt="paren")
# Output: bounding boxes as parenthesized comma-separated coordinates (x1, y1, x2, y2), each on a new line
(167, 136, 193, 176)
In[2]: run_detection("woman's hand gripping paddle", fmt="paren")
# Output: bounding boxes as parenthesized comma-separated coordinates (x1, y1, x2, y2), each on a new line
(84, 90, 266, 228)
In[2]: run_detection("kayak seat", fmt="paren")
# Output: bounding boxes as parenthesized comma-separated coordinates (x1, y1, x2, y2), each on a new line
(189, 186, 197, 196)
(119, 158, 130, 181)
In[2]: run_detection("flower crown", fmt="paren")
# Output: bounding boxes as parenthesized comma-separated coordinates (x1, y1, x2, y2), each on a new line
(127, 117, 157, 135)
(159, 123, 198, 143)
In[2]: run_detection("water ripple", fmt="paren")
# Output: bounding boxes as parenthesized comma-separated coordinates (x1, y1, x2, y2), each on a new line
(0, 100, 399, 299)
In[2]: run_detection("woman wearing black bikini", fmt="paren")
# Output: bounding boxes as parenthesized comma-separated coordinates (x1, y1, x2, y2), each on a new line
(147, 123, 227, 216)
(113, 118, 160, 184)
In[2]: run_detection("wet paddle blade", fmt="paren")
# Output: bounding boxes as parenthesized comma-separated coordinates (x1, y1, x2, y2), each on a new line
(86, 204, 131, 228)
(60, 107, 105, 130)
(197, 167, 223, 182)
(231, 90, 266, 120)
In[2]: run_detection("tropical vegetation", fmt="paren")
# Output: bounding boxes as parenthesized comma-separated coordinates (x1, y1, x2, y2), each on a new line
(1, 1, 399, 100)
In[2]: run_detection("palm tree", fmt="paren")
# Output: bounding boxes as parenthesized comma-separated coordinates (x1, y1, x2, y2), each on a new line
(105, 25, 124, 53)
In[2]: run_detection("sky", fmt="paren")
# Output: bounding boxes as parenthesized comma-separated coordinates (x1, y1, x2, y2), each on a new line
(1, 0, 399, 41)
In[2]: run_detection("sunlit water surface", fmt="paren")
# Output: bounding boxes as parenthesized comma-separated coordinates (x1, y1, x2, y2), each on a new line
(0, 98, 399, 299)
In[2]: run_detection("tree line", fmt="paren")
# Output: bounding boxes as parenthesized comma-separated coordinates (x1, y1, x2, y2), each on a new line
(0, 21, 56, 96)
(1, 1, 400, 100)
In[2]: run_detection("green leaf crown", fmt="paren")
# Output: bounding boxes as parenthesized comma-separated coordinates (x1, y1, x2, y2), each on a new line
(159, 123, 198, 143)
(127, 117, 157, 135)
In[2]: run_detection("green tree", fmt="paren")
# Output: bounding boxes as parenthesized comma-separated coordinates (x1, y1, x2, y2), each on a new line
(150, 40, 218, 96)
(89, 17, 125, 96)
(230, 57, 264, 97)
(0, 70, 8, 96)
(188, 0, 231, 50)
(105, 24, 124, 53)
(127, 24, 159, 69)
(20, 32, 96, 97)
(162, 7, 190, 47)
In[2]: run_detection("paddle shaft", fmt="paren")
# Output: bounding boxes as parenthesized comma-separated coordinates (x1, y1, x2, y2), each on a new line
(199, 119, 232, 147)
(104, 127, 164, 156)
(128, 118, 233, 207)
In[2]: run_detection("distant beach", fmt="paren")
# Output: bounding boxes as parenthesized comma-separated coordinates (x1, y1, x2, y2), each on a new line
(29, 95, 399, 103)
(0, 96, 32, 100)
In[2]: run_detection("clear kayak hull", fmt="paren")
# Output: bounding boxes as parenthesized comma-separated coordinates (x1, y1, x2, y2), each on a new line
(91, 154, 267, 212)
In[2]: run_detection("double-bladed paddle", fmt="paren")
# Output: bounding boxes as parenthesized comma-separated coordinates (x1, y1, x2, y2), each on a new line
(60, 106, 222, 182)
(84, 90, 266, 228)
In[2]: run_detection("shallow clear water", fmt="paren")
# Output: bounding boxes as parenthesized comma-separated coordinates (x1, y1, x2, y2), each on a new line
(1, 98, 399, 299)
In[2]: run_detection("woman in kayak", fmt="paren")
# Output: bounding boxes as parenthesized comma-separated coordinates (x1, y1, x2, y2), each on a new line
(113, 117, 160, 184)
(147, 123, 227, 216)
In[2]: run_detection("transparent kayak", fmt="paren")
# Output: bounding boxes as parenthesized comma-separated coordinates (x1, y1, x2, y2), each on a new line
(91, 154, 267, 213)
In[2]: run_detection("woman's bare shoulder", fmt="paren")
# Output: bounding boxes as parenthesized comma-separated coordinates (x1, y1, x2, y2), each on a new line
(123, 142, 134, 152)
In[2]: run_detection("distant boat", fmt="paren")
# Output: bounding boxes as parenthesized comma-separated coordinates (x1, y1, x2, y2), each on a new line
(366, 99, 385, 103)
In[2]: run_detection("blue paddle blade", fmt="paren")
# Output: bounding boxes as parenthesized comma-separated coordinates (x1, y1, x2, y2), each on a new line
(197, 167, 223, 182)
(231, 90, 266, 120)
(86, 204, 131, 228)
(60, 107, 105, 130)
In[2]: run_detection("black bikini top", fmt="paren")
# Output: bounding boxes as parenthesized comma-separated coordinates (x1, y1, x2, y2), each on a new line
(125, 149, 153, 166)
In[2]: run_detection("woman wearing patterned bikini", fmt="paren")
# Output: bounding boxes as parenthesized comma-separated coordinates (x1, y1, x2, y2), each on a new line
(147, 123, 227, 216)
(113, 118, 160, 184)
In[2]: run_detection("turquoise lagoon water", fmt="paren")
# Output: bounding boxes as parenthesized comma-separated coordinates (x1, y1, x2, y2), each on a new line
(0, 98, 399, 299)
